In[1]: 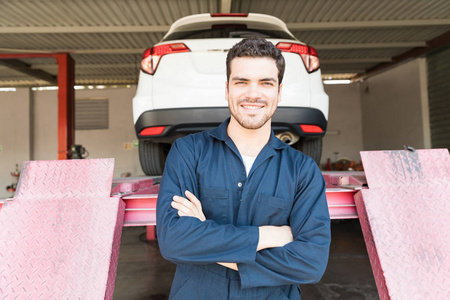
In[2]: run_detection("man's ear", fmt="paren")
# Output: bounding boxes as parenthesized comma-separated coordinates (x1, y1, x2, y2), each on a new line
(277, 83, 283, 103)
(225, 81, 229, 102)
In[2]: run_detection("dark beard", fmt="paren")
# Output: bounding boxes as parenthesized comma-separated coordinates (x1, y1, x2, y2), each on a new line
(231, 99, 273, 130)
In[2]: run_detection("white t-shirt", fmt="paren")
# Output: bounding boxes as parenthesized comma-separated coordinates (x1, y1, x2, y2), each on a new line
(242, 155, 257, 177)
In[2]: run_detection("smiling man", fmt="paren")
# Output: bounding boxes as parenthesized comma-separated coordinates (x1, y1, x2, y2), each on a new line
(156, 37, 331, 299)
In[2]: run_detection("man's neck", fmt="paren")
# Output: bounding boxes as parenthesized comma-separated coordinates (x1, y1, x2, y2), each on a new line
(227, 117, 271, 157)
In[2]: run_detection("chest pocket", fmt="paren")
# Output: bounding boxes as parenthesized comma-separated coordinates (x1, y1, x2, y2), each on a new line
(254, 193, 291, 226)
(199, 186, 229, 224)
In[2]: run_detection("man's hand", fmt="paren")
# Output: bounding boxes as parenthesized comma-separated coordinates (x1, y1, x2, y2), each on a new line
(257, 226, 293, 251)
(171, 190, 206, 221)
(171, 191, 292, 270)
(217, 262, 238, 271)
(218, 226, 293, 272)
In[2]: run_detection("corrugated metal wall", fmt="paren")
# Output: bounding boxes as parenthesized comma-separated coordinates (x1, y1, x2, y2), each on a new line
(427, 44, 450, 150)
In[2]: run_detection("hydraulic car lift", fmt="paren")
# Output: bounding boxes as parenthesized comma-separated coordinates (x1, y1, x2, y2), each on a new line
(0, 171, 364, 239)
(0, 149, 449, 299)
(110, 170, 365, 239)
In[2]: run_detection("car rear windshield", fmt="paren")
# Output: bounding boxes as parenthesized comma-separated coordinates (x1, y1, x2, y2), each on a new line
(162, 25, 294, 41)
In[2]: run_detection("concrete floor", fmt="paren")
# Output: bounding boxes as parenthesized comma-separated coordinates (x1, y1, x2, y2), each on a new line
(113, 219, 379, 300)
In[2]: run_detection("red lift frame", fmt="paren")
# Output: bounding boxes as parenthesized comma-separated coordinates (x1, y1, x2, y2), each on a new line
(0, 53, 75, 160)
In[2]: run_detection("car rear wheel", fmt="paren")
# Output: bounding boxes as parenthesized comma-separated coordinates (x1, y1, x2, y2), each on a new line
(296, 137, 322, 165)
(139, 141, 169, 176)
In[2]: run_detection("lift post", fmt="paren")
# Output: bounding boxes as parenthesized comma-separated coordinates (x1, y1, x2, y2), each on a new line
(56, 53, 75, 159)
(0, 53, 75, 159)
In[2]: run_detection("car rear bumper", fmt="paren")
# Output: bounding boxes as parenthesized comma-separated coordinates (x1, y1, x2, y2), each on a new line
(135, 107, 327, 142)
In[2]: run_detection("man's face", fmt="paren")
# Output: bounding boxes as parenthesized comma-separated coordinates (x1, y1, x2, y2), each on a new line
(225, 57, 282, 130)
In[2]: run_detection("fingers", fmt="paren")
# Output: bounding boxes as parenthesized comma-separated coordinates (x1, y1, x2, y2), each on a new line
(172, 195, 192, 207)
(171, 192, 206, 221)
(185, 190, 202, 209)
(171, 195, 196, 215)
(177, 210, 188, 217)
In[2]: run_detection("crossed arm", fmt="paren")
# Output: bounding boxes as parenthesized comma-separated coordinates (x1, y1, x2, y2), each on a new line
(157, 139, 330, 288)
(171, 190, 294, 271)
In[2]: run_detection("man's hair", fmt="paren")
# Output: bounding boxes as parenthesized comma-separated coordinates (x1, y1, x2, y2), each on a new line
(226, 37, 285, 85)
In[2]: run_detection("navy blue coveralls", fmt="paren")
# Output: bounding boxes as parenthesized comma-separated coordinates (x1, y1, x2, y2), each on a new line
(156, 119, 331, 299)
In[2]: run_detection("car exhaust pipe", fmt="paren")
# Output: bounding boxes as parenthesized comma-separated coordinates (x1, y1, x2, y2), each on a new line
(276, 132, 299, 145)
(280, 135, 291, 144)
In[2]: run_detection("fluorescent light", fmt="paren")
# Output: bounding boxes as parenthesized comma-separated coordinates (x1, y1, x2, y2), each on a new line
(0, 87, 16, 92)
(31, 86, 58, 91)
(323, 79, 351, 85)
(30, 84, 133, 91)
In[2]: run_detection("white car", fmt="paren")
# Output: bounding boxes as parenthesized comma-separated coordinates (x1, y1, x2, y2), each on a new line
(133, 13, 329, 175)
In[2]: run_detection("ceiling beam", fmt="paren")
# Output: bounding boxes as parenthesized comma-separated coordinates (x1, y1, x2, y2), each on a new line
(352, 30, 450, 82)
(0, 48, 145, 54)
(0, 78, 137, 87)
(30, 57, 392, 70)
(0, 25, 170, 34)
(220, 0, 232, 13)
(30, 63, 136, 69)
(1, 41, 427, 56)
(0, 59, 57, 83)
(287, 19, 450, 31)
(1, 19, 449, 34)
(321, 68, 368, 74)
(321, 58, 391, 64)
(313, 42, 426, 50)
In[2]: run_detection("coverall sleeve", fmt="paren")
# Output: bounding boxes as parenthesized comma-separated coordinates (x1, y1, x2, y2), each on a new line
(156, 137, 259, 265)
(237, 158, 331, 288)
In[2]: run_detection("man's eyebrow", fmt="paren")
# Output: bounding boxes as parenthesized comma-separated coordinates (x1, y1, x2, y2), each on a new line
(260, 78, 277, 82)
(231, 77, 249, 81)
(230, 77, 277, 82)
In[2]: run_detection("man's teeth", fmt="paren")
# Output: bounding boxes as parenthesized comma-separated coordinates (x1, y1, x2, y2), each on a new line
(242, 105, 262, 110)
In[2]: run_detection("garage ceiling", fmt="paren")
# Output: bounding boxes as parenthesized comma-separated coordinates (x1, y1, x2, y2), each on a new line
(0, 0, 449, 87)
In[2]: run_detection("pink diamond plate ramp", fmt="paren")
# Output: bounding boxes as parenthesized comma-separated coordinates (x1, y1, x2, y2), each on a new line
(354, 149, 450, 300)
(0, 159, 125, 300)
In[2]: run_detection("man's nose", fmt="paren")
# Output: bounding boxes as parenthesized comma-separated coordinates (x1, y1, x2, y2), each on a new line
(245, 83, 261, 99)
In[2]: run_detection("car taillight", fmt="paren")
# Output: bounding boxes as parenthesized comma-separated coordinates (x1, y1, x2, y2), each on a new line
(300, 124, 323, 134)
(141, 43, 190, 75)
(140, 126, 165, 136)
(276, 42, 320, 73)
(210, 13, 248, 17)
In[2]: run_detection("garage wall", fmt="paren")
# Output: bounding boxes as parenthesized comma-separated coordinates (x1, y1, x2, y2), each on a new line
(75, 87, 143, 178)
(32, 89, 58, 161)
(1, 83, 365, 196)
(32, 86, 143, 179)
(1, 58, 432, 198)
(360, 58, 430, 151)
(0, 88, 31, 198)
(322, 83, 364, 164)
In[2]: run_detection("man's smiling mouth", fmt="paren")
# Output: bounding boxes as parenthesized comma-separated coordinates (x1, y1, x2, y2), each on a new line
(242, 105, 264, 110)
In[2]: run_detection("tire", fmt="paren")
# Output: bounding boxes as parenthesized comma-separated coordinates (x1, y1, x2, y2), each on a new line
(296, 137, 322, 165)
(139, 141, 169, 176)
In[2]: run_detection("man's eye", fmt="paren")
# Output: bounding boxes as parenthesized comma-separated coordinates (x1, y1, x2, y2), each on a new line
(262, 82, 274, 86)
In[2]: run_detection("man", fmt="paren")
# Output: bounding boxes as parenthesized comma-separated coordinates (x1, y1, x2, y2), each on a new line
(156, 37, 331, 299)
